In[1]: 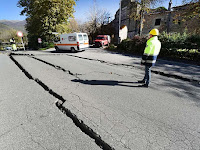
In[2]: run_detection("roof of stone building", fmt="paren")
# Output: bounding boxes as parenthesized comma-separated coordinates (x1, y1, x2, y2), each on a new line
(172, 2, 195, 8)
(172, 2, 197, 11)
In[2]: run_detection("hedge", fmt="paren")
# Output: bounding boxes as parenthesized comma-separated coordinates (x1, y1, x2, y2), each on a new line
(115, 32, 200, 64)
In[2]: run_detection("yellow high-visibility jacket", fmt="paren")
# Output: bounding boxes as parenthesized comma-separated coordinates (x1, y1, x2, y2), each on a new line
(141, 36, 161, 66)
(10, 39, 14, 44)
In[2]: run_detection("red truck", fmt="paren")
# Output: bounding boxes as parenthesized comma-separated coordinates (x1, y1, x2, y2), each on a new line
(94, 35, 111, 47)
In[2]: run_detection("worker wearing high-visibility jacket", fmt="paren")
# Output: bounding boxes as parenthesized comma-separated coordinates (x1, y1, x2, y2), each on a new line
(138, 29, 161, 87)
(10, 38, 17, 51)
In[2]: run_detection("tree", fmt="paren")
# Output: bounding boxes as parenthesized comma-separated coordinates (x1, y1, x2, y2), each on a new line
(0, 29, 20, 42)
(78, 22, 90, 33)
(84, 3, 111, 40)
(17, 0, 76, 49)
(68, 18, 80, 32)
(154, 6, 167, 12)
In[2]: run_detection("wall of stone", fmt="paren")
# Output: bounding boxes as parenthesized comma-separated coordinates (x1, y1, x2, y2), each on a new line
(143, 12, 170, 35)
(143, 10, 200, 35)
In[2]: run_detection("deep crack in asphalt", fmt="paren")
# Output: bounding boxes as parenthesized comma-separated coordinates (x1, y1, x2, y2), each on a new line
(10, 52, 199, 84)
(9, 54, 115, 150)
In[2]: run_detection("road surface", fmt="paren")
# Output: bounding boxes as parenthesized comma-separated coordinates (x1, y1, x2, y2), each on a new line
(0, 48, 200, 150)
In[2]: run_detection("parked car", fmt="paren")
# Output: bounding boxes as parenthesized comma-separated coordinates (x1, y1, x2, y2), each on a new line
(5, 47, 12, 50)
(94, 35, 111, 47)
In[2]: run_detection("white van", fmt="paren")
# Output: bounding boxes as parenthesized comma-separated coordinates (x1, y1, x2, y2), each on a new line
(54, 33, 89, 52)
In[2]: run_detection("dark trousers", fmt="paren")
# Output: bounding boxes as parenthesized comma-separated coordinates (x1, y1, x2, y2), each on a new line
(143, 65, 151, 85)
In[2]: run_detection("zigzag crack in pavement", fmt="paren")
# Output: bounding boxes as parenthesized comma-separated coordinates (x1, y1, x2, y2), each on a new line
(64, 54, 199, 84)
(9, 54, 115, 150)
(14, 52, 198, 84)
(31, 56, 82, 78)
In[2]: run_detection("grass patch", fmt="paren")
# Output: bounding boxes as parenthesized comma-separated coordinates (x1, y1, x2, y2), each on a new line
(107, 44, 117, 51)
(39, 42, 54, 50)
(177, 49, 199, 53)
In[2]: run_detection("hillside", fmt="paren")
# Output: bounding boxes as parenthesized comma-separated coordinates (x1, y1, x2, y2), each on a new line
(0, 23, 12, 31)
(0, 23, 14, 41)
(0, 20, 26, 42)
(0, 20, 26, 32)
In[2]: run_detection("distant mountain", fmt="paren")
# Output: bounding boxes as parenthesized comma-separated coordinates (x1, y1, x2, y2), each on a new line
(0, 23, 15, 41)
(0, 20, 26, 32)
(0, 23, 12, 31)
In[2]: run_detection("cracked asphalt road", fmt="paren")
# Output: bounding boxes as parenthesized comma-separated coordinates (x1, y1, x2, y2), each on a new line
(1, 48, 200, 150)
(0, 54, 101, 150)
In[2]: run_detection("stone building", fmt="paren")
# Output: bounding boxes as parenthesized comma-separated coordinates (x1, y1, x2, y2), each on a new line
(112, 0, 200, 41)
(112, 0, 140, 40)
(143, 3, 200, 35)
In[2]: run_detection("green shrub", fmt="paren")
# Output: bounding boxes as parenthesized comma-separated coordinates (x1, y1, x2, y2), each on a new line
(111, 32, 200, 63)
(186, 34, 200, 47)
(117, 36, 146, 54)
(39, 42, 54, 50)
(107, 44, 116, 50)
(159, 30, 200, 49)
(159, 31, 200, 62)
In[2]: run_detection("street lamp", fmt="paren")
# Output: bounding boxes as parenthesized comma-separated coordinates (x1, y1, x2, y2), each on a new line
(108, 17, 111, 24)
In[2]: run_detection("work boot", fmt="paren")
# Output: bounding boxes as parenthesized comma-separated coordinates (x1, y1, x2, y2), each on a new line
(141, 84, 149, 88)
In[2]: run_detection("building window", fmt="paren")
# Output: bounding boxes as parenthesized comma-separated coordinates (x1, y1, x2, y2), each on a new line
(155, 19, 161, 26)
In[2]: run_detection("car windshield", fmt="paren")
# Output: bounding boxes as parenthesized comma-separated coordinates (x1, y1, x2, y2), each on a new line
(96, 37, 105, 40)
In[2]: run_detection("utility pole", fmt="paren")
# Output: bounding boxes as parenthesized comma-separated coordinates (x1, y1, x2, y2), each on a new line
(108, 17, 111, 24)
(93, 0, 97, 25)
(93, 0, 97, 38)
(167, 0, 172, 33)
(118, 0, 122, 44)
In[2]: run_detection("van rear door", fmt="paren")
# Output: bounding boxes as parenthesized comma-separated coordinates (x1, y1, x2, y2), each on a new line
(78, 34, 84, 50)
(83, 34, 89, 48)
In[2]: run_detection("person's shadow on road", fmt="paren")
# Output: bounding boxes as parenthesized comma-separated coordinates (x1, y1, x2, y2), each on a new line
(71, 79, 144, 88)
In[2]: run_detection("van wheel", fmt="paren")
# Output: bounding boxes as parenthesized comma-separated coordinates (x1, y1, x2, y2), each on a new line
(55, 46, 59, 51)
(71, 47, 76, 53)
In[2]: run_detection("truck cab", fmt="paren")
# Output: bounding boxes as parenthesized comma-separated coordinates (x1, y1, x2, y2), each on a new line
(94, 35, 111, 47)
